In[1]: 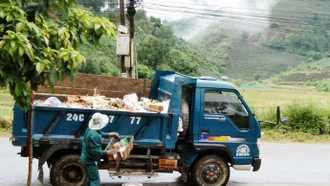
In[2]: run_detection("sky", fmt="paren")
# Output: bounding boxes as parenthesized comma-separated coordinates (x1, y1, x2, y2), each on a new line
(141, 0, 279, 39)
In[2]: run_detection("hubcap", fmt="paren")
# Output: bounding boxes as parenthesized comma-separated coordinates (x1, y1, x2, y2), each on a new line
(61, 163, 85, 184)
(200, 163, 222, 184)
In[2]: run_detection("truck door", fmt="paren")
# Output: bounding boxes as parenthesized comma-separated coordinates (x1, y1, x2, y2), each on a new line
(199, 89, 253, 148)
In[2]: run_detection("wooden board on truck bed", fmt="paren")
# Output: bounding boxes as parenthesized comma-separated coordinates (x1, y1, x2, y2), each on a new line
(36, 73, 152, 99)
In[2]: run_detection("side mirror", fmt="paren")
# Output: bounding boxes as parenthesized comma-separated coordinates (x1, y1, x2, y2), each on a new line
(281, 117, 288, 124)
(259, 106, 288, 125)
(276, 106, 288, 124)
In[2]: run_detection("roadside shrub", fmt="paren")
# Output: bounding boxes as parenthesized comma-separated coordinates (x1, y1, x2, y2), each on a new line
(0, 117, 11, 129)
(284, 98, 330, 134)
(255, 98, 330, 135)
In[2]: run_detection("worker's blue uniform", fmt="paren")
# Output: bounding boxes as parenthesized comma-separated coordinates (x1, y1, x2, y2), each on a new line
(81, 128, 108, 186)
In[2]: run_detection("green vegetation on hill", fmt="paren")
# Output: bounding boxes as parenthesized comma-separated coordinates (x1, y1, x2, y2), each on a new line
(226, 40, 305, 81)
(271, 58, 330, 91)
(190, 26, 232, 77)
(267, 0, 330, 57)
(77, 8, 209, 78)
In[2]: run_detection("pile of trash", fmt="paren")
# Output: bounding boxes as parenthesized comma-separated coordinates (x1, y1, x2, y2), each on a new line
(33, 93, 169, 113)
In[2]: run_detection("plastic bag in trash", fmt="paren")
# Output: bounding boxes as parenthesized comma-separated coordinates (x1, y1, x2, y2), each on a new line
(43, 97, 62, 107)
(123, 93, 141, 111)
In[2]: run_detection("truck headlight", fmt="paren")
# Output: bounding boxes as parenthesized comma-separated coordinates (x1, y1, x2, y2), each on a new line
(257, 138, 261, 150)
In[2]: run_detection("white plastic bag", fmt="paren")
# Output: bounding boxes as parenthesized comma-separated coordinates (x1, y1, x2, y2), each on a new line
(123, 93, 140, 111)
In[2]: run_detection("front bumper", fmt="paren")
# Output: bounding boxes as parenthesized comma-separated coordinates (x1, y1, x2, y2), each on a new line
(252, 157, 261, 171)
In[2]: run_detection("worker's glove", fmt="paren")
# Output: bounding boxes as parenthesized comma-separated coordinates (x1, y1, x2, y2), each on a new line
(106, 149, 116, 156)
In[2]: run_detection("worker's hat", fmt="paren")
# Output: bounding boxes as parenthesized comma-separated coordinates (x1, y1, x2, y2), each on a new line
(88, 113, 109, 130)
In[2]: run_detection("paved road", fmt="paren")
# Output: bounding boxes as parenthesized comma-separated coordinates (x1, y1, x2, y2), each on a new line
(1, 137, 330, 186)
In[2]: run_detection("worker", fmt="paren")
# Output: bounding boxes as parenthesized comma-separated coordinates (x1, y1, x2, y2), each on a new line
(81, 112, 119, 186)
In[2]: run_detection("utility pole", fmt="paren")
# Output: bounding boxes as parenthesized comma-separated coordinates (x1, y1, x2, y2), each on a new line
(127, 0, 136, 78)
(119, 0, 126, 77)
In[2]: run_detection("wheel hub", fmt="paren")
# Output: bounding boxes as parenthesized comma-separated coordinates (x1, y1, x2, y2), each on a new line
(62, 164, 84, 184)
(68, 170, 77, 179)
(201, 164, 222, 184)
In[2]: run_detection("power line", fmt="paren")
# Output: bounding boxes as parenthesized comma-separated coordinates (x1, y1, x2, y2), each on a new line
(143, 5, 321, 32)
(78, 1, 330, 29)
(141, 0, 330, 17)
(141, 3, 329, 28)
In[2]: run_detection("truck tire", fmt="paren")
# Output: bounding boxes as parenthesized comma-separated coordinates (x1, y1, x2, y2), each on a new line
(50, 154, 87, 186)
(180, 99, 190, 137)
(192, 155, 230, 186)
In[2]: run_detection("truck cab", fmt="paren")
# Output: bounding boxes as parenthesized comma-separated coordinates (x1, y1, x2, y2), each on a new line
(151, 71, 261, 185)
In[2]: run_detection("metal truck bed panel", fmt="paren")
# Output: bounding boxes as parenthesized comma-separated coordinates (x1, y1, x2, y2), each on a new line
(12, 105, 179, 149)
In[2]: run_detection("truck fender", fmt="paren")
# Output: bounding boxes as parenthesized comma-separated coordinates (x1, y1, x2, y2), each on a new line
(180, 143, 233, 183)
(37, 145, 70, 184)
(193, 143, 234, 165)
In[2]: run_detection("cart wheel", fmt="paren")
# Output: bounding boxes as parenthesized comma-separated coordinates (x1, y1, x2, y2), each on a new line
(192, 155, 230, 186)
(50, 154, 87, 186)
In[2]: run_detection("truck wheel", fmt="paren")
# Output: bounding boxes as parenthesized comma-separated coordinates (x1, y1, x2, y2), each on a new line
(192, 155, 230, 186)
(50, 154, 87, 186)
(180, 99, 190, 137)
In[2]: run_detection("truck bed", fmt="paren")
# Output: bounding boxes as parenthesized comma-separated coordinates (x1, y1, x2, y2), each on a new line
(12, 105, 179, 150)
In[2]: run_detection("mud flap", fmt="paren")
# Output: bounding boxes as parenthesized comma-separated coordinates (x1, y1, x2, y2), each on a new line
(37, 160, 44, 184)
(180, 164, 189, 182)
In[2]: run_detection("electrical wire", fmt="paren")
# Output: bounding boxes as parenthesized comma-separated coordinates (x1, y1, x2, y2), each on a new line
(141, 3, 330, 27)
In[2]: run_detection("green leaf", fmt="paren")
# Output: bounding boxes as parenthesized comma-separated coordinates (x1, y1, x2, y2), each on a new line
(58, 51, 68, 59)
(61, 70, 70, 81)
(43, 36, 49, 46)
(94, 23, 101, 31)
(64, 32, 70, 39)
(18, 46, 24, 57)
(10, 40, 16, 48)
(50, 71, 59, 85)
(17, 58, 24, 68)
(70, 52, 77, 59)
(63, 55, 70, 62)
(0, 40, 5, 48)
(6, 14, 13, 22)
(72, 61, 77, 68)
(15, 22, 25, 32)
(23, 90, 28, 96)
(109, 27, 116, 37)
(36, 62, 45, 74)
(0, 10, 4, 18)
(15, 84, 21, 96)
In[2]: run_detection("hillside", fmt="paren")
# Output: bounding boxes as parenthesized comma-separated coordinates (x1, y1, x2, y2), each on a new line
(272, 58, 330, 91)
(271, 0, 330, 28)
(174, 0, 330, 82)
(76, 0, 330, 86)
(226, 40, 305, 81)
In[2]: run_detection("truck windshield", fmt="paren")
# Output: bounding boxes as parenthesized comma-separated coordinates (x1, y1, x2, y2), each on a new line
(204, 90, 250, 129)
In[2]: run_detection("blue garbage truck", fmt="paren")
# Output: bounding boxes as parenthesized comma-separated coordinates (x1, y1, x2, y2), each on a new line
(11, 71, 283, 186)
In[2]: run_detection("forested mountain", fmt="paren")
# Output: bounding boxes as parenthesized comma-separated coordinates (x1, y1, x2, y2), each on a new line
(78, 0, 330, 88)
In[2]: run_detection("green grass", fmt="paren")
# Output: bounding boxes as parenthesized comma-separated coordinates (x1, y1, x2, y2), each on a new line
(0, 91, 14, 119)
(261, 129, 330, 143)
(239, 87, 330, 109)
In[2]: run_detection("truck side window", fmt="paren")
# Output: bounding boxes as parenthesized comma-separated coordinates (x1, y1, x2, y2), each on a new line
(204, 90, 250, 129)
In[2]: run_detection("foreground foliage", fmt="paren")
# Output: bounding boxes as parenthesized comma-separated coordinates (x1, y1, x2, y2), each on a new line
(0, 0, 116, 109)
